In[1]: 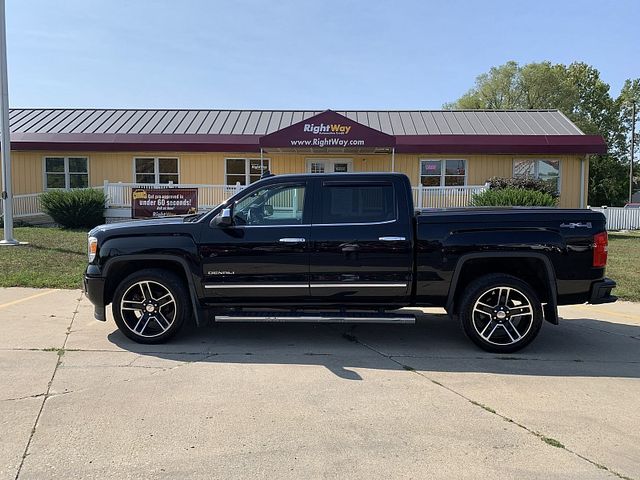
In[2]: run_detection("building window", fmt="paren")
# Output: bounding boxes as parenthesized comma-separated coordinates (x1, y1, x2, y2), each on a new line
(134, 157, 179, 184)
(225, 158, 270, 185)
(513, 159, 560, 192)
(44, 157, 89, 189)
(420, 159, 466, 186)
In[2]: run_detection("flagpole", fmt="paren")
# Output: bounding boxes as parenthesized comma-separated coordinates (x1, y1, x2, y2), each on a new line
(0, 0, 19, 246)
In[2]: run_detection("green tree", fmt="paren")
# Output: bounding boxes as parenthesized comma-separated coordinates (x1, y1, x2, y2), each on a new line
(618, 79, 640, 198)
(588, 155, 629, 206)
(444, 61, 577, 111)
(446, 61, 638, 206)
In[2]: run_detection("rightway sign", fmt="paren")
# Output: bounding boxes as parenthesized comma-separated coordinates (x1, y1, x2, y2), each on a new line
(259, 109, 396, 149)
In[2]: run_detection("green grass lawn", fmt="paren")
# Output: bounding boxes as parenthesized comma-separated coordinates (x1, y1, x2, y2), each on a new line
(0, 227, 87, 289)
(0, 227, 638, 302)
(607, 231, 640, 303)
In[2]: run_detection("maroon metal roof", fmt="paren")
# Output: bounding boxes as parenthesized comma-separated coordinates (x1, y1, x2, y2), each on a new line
(6, 108, 607, 155)
(9, 108, 585, 136)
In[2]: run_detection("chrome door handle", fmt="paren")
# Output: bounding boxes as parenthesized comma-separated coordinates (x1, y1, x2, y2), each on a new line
(379, 236, 406, 241)
(279, 237, 306, 243)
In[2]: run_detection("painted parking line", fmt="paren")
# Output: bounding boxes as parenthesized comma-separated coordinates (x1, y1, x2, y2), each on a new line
(0, 289, 57, 309)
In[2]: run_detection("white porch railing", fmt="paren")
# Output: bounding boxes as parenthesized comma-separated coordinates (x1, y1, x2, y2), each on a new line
(0, 193, 43, 218)
(103, 181, 245, 210)
(0, 182, 495, 222)
(103, 182, 489, 212)
(411, 184, 489, 209)
(590, 206, 640, 230)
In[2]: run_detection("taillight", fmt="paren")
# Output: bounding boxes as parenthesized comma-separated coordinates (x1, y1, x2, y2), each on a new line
(593, 231, 608, 268)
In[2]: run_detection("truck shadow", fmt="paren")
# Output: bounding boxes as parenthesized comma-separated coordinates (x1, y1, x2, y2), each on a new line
(107, 311, 640, 380)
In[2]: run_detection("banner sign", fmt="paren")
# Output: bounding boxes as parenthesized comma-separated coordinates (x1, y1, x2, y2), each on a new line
(259, 109, 395, 149)
(132, 188, 198, 218)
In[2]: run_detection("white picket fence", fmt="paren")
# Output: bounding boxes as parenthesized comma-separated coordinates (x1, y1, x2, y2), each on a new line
(590, 206, 640, 230)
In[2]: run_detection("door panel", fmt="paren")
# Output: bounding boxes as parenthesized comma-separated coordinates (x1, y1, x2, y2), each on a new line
(199, 182, 311, 303)
(309, 180, 413, 304)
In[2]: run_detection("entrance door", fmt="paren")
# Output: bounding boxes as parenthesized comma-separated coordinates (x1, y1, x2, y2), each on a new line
(307, 158, 353, 174)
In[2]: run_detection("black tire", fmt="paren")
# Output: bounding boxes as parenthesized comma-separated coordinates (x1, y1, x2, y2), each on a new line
(112, 268, 191, 344)
(459, 274, 543, 353)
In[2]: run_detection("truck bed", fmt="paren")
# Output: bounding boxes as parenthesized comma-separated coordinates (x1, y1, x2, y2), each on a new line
(413, 206, 607, 307)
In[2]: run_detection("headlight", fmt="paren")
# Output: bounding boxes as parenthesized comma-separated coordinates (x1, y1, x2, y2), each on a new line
(88, 236, 98, 262)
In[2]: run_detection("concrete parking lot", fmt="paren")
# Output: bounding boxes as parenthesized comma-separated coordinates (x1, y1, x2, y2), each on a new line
(1, 288, 639, 480)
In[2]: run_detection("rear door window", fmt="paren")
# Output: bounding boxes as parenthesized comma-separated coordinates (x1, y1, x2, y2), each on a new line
(319, 182, 396, 224)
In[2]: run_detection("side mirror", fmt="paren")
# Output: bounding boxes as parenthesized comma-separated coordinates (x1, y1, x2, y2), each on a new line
(212, 207, 233, 227)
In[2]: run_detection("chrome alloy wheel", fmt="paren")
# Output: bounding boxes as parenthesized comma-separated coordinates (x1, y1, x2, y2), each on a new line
(471, 286, 534, 346)
(119, 281, 177, 338)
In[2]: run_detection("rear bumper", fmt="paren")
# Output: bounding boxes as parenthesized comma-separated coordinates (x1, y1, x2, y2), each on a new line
(589, 278, 617, 304)
(83, 272, 106, 321)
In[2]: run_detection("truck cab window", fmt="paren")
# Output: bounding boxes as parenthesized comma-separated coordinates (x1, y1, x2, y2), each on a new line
(320, 184, 396, 224)
(233, 184, 306, 226)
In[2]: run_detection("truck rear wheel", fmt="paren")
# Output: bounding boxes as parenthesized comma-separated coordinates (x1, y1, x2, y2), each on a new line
(459, 274, 543, 353)
(112, 269, 191, 344)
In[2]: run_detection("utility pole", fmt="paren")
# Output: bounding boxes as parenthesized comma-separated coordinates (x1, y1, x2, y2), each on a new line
(630, 100, 637, 205)
(0, 0, 18, 245)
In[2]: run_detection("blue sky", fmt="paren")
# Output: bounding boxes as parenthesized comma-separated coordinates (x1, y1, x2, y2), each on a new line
(7, 0, 639, 109)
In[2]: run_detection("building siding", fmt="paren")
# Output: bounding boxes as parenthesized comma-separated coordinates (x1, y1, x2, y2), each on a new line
(10, 150, 586, 208)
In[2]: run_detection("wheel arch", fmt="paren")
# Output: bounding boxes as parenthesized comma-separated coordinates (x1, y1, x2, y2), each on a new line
(103, 255, 206, 325)
(446, 252, 558, 325)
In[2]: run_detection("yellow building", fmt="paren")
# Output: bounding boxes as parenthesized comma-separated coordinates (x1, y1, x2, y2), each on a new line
(7, 108, 606, 217)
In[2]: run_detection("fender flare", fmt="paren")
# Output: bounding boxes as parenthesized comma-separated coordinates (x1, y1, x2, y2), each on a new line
(445, 252, 559, 325)
(103, 254, 207, 326)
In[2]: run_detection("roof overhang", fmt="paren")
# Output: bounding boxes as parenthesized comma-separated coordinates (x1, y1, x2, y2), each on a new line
(395, 134, 607, 155)
(8, 132, 607, 156)
(9, 132, 262, 153)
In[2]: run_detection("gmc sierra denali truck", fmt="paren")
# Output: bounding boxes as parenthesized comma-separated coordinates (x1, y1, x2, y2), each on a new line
(84, 173, 616, 353)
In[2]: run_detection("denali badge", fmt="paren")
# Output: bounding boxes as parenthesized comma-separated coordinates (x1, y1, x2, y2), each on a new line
(208, 271, 234, 275)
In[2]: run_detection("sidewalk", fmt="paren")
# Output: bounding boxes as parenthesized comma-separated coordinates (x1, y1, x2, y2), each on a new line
(1, 288, 639, 479)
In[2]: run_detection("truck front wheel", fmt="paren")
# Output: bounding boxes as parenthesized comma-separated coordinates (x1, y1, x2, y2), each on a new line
(459, 274, 543, 353)
(112, 269, 191, 344)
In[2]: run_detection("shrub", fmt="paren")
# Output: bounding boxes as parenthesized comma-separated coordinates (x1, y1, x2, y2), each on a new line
(487, 176, 559, 198)
(471, 187, 557, 207)
(40, 189, 107, 229)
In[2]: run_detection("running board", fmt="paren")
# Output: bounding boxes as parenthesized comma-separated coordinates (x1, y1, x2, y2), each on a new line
(214, 312, 415, 324)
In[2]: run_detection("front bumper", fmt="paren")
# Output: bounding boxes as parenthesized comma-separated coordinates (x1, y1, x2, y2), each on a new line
(589, 277, 617, 304)
(83, 272, 107, 321)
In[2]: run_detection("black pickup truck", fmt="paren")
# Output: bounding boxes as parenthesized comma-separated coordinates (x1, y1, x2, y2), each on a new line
(84, 173, 616, 353)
